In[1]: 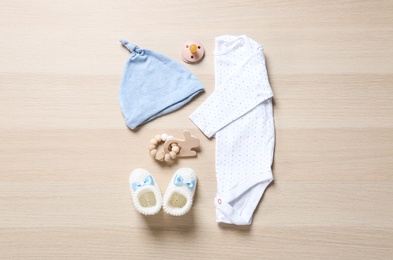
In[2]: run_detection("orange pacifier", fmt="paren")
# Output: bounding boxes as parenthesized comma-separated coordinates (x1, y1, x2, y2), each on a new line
(182, 40, 205, 64)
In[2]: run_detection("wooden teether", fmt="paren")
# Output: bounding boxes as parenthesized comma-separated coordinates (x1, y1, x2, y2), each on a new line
(148, 130, 200, 162)
(163, 130, 200, 157)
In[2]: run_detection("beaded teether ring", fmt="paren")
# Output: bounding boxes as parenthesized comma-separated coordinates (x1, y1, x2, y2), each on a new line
(149, 133, 180, 162)
(149, 130, 200, 162)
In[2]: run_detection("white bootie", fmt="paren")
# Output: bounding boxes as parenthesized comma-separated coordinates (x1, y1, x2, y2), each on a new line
(163, 168, 197, 216)
(129, 168, 162, 215)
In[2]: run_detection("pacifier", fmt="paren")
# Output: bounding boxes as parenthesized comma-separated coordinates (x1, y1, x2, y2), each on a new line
(181, 40, 205, 64)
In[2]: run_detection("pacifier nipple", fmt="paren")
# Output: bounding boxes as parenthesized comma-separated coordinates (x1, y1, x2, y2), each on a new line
(189, 44, 198, 54)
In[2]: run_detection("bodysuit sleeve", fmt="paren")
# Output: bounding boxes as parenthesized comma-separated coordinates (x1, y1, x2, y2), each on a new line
(189, 48, 273, 138)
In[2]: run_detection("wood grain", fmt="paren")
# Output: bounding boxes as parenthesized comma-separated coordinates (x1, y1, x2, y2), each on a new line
(1, 0, 392, 259)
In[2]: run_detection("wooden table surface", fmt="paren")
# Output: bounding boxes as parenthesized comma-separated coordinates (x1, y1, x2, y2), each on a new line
(1, 1, 392, 259)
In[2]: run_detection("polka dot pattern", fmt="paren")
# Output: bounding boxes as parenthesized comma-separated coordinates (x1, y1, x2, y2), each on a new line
(189, 35, 275, 224)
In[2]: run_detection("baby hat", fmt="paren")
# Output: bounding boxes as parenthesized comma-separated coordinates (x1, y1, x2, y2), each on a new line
(119, 39, 205, 130)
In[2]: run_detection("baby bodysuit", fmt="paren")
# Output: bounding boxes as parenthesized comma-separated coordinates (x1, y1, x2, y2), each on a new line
(190, 35, 274, 225)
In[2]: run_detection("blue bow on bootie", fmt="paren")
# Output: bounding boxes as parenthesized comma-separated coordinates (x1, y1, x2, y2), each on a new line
(132, 175, 154, 191)
(174, 174, 195, 189)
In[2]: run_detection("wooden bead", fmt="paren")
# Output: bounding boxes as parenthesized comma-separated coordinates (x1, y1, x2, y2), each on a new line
(155, 135, 162, 142)
(169, 151, 177, 159)
(170, 143, 178, 147)
(149, 144, 156, 150)
(171, 145, 180, 153)
(150, 149, 158, 157)
(155, 151, 165, 161)
(164, 153, 171, 162)
(150, 139, 158, 145)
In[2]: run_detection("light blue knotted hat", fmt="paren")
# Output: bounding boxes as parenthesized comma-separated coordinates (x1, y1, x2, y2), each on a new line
(119, 39, 205, 130)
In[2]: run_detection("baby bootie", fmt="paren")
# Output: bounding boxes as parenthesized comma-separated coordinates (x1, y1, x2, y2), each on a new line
(163, 168, 197, 216)
(129, 168, 162, 215)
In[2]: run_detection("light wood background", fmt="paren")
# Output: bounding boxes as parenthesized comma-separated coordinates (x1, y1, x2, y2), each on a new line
(1, 1, 392, 259)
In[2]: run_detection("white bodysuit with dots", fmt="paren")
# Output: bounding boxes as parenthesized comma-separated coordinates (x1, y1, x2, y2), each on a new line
(190, 35, 274, 225)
